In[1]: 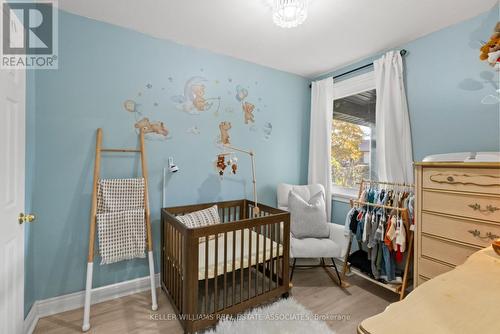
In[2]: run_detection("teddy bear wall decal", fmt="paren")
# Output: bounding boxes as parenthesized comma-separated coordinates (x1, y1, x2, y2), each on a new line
(219, 121, 232, 145)
(134, 117, 169, 137)
(123, 71, 273, 143)
(242, 102, 256, 124)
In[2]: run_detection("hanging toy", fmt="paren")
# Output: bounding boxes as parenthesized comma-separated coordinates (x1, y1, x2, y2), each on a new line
(216, 154, 227, 176)
(230, 156, 238, 174)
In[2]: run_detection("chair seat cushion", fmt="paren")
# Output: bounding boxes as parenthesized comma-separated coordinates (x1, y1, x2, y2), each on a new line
(290, 236, 341, 258)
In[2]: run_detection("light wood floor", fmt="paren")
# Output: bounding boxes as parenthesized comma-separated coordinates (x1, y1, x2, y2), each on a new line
(34, 266, 398, 334)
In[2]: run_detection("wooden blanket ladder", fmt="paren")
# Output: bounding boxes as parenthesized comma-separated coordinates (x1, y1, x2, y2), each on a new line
(82, 128, 157, 332)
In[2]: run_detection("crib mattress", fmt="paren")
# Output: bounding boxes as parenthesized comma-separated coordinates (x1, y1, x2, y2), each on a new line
(198, 229, 283, 280)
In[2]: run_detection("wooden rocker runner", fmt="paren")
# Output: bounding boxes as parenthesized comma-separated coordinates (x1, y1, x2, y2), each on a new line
(82, 128, 158, 332)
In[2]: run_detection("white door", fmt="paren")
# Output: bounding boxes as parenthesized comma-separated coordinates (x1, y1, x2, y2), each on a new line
(0, 34, 26, 334)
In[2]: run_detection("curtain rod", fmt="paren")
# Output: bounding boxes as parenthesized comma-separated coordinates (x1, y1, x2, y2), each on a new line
(310, 49, 407, 88)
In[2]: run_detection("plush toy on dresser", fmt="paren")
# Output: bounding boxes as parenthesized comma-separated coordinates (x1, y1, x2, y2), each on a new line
(480, 22, 500, 70)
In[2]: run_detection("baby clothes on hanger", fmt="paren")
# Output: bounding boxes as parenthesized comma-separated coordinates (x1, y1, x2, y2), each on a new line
(344, 207, 357, 237)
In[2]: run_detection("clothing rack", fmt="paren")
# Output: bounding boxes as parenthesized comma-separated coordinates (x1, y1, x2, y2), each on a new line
(342, 179, 415, 300)
(82, 128, 158, 332)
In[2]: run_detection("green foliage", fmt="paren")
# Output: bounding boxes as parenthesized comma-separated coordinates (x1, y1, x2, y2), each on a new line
(331, 120, 369, 188)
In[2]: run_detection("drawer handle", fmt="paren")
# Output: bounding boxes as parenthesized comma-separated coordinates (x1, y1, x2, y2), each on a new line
(468, 203, 500, 213)
(429, 173, 500, 187)
(468, 229, 499, 240)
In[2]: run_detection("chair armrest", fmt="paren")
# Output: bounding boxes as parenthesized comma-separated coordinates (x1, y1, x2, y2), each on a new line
(328, 223, 349, 259)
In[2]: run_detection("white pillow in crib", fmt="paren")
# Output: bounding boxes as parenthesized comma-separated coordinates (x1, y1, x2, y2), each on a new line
(176, 205, 221, 242)
(288, 190, 330, 239)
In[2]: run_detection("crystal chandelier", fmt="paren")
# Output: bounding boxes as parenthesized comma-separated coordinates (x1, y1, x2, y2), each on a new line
(272, 0, 308, 28)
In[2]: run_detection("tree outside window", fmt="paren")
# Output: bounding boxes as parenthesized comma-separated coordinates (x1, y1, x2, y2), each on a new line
(331, 120, 371, 188)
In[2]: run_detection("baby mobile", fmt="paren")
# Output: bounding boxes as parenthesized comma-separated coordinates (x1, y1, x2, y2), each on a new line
(215, 121, 260, 216)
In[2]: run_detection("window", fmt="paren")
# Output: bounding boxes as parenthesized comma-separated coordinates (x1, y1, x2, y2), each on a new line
(331, 72, 376, 200)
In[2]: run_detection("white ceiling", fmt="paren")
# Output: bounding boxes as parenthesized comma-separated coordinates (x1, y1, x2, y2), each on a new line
(57, 0, 498, 78)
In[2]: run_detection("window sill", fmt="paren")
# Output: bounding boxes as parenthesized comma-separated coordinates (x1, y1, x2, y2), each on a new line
(331, 185, 358, 203)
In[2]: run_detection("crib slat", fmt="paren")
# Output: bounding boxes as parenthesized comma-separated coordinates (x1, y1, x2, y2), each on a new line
(232, 230, 236, 306)
(277, 221, 281, 289)
(261, 225, 267, 293)
(269, 224, 277, 290)
(240, 229, 244, 303)
(177, 231, 182, 310)
(179, 230, 183, 312)
(165, 224, 172, 293)
(205, 235, 209, 314)
(223, 232, 227, 309)
(175, 228, 178, 306)
(168, 224, 173, 296)
(248, 228, 252, 300)
(214, 233, 219, 312)
(176, 229, 180, 307)
(172, 229, 177, 306)
(255, 225, 260, 296)
(176, 228, 180, 305)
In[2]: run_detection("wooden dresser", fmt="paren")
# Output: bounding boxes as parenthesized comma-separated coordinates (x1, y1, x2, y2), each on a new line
(414, 162, 500, 287)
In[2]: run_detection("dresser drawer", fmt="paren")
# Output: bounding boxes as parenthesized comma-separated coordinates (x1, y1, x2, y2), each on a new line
(421, 212, 500, 248)
(422, 167, 500, 195)
(417, 256, 454, 279)
(422, 190, 500, 223)
(420, 235, 479, 266)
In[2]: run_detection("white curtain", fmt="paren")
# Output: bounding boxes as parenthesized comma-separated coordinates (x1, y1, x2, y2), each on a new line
(374, 51, 414, 184)
(308, 77, 334, 220)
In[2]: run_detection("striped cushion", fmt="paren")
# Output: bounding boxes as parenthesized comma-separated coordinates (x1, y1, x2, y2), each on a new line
(177, 205, 221, 242)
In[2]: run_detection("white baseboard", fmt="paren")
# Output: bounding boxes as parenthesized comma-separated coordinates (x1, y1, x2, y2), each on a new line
(24, 274, 160, 334)
(24, 304, 38, 334)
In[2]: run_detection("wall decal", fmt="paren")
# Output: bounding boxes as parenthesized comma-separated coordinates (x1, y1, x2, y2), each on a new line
(123, 73, 273, 144)
(123, 99, 138, 113)
(186, 125, 201, 135)
(235, 85, 248, 102)
(134, 117, 169, 138)
(171, 76, 221, 115)
(263, 122, 273, 139)
(242, 101, 255, 124)
(219, 121, 232, 144)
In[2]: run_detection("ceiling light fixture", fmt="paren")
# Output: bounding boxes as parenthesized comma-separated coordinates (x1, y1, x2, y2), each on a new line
(272, 0, 308, 28)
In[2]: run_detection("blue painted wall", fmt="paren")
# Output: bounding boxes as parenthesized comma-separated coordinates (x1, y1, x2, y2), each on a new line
(325, 6, 500, 226)
(25, 10, 310, 313)
(25, 5, 499, 315)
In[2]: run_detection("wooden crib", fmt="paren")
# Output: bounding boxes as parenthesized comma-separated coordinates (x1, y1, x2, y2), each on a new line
(161, 200, 290, 333)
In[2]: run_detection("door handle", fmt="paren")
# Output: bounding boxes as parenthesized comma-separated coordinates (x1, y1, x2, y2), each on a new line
(18, 213, 36, 224)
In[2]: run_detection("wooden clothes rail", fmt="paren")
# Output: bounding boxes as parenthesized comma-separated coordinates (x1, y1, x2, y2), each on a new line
(82, 128, 158, 332)
(342, 179, 415, 300)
